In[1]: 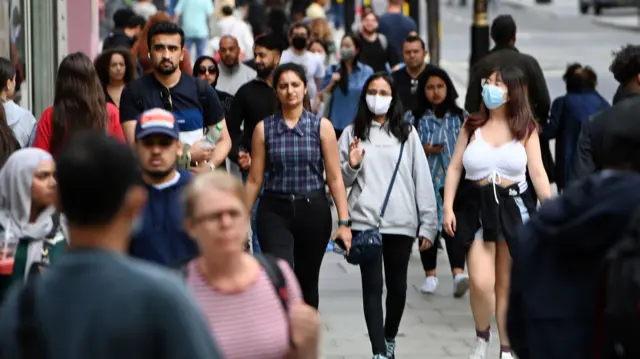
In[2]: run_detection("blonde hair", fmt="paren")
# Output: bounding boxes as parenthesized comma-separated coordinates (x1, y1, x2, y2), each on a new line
(183, 171, 247, 219)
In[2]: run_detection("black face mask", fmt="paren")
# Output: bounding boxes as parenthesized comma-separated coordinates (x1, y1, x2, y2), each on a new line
(291, 36, 308, 50)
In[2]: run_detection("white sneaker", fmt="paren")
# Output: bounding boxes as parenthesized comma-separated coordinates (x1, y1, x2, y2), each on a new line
(469, 337, 489, 359)
(500, 352, 515, 359)
(453, 273, 470, 298)
(420, 276, 438, 294)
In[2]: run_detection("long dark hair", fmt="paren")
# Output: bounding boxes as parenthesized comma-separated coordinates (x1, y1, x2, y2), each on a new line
(273, 62, 311, 112)
(416, 66, 464, 119)
(50, 52, 109, 156)
(0, 57, 16, 94)
(94, 48, 137, 86)
(465, 66, 537, 141)
(353, 72, 411, 143)
(337, 32, 361, 95)
(0, 104, 19, 167)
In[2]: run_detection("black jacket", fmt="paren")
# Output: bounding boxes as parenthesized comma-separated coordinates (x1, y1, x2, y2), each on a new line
(571, 92, 640, 182)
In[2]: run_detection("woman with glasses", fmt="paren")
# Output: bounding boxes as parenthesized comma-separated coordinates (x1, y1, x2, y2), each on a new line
(33, 52, 125, 156)
(193, 56, 233, 119)
(244, 63, 351, 309)
(442, 66, 551, 359)
(338, 72, 437, 359)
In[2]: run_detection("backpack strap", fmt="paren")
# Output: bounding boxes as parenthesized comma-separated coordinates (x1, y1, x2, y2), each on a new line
(17, 277, 47, 359)
(45, 213, 61, 240)
(378, 33, 388, 52)
(194, 77, 213, 132)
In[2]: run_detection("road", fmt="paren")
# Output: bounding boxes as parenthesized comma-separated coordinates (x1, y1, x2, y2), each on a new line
(319, 2, 633, 358)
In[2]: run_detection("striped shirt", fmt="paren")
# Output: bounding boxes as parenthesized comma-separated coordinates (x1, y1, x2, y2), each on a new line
(263, 110, 325, 193)
(186, 259, 303, 359)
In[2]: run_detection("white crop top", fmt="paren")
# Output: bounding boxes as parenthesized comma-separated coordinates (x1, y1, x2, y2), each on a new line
(462, 128, 527, 183)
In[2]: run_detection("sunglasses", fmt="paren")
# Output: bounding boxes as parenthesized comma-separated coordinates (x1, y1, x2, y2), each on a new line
(160, 88, 172, 112)
(199, 66, 217, 75)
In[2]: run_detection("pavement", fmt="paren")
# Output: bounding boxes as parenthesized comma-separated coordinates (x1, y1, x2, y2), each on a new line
(318, 1, 637, 357)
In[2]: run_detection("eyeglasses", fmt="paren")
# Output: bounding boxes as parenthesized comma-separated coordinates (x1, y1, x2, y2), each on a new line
(160, 88, 173, 112)
(199, 66, 217, 75)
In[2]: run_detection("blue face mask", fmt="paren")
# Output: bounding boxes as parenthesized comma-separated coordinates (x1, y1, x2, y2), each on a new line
(482, 84, 506, 110)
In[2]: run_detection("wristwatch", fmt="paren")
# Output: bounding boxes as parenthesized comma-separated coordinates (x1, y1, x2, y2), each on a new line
(209, 163, 216, 172)
(337, 219, 352, 227)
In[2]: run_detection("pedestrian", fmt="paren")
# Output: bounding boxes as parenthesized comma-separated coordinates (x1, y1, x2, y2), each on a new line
(405, 66, 469, 297)
(33, 52, 125, 156)
(94, 48, 138, 108)
(442, 66, 552, 359)
(541, 63, 609, 192)
(0, 57, 36, 148)
(120, 21, 230, 174)
(377, 0, 417, 62)
(508, 96, 640, 359)
(216, 35, 256, 95)
(102, 8, 145, 51)
(319, 32, 373, 139)
(572, 44, 640, 181)
(129, 108, 197, 267)
(192, 55, 234, 119)
(464, 15, 553, 200)
(173, 0, 214, 59)
(0, 148, 62, 300)
(392, 36, 436, 116)
(357, 8, 399, 73)
(244, 63, 352, 309)
(338, 72, 438, 359)
(183, 171, 321, 359)
(0, 131, 224, 359)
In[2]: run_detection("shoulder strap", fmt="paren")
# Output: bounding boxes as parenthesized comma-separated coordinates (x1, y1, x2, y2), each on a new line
(255, 254, 288, 311)
(17, 278, 47, 359)
(195, 77, 212, 132)
(379, 141, 405, 219)
(378, 33, 388, 51)
(45, 213, 61, 239)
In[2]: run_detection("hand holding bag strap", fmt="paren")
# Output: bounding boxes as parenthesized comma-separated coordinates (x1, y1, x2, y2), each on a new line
(378, 141, 405, 223)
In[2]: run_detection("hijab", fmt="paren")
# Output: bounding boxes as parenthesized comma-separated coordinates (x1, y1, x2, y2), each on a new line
(0, 148, 56, 240)
(415, 66, 464, 119)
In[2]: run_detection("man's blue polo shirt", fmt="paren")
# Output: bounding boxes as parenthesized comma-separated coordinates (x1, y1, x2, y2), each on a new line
(120, 72, 224, 145)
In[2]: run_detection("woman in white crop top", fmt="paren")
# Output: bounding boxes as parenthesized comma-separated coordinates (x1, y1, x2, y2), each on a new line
(442, 67, 552, 359)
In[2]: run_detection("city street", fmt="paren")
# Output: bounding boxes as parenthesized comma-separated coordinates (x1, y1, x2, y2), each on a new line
(319, 2, 635, 358)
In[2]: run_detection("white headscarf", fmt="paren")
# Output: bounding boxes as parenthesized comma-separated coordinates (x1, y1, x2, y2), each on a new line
(0, 148, 56, 240)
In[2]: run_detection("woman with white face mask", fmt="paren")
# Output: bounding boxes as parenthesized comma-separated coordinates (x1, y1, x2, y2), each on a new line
(442, 66, 552, 359)
(337, 72, 438, 359)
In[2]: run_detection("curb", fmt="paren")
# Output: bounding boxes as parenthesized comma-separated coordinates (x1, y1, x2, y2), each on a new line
(591, 18, 640, 32)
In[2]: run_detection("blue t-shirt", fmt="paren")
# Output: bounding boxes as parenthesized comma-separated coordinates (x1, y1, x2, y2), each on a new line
(175, 0, 214, 38)
(120, 73, 224, 146)
(378, 13, 417, 61)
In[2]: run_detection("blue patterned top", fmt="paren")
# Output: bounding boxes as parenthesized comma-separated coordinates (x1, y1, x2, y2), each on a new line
(263, 110, 325, 194)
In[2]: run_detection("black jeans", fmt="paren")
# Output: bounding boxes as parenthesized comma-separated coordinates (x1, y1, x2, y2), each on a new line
(356, 231, 414, 355)
(419, 232, 466, 272)
(256, 190, 331, 309)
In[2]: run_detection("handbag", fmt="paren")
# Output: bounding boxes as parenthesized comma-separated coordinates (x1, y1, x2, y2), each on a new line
(341, 141, 405, 265)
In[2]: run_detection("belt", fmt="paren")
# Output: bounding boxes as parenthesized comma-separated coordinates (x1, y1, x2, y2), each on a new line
(262, 190, 325, 202)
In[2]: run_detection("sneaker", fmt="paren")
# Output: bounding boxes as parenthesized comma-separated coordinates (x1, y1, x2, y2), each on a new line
(372, 355, 388, 359)
(500, 352, 515, 359)
(385, 338, 396, 359)
(469, 337, 489, 359)
(420, 276, 438, 294)
(453, 273, 470, 298)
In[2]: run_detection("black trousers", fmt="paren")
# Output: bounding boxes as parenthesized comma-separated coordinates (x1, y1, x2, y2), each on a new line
(419, 232, 466, 272)
(256, 191, 332, 309)
(355, 231, 414, 355)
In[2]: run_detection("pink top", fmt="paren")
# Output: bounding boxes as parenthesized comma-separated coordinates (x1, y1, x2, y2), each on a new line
(187, 259, 303, 359)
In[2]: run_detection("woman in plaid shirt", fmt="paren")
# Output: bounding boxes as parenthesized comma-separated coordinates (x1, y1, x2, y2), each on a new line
(244, 63, 352, 309)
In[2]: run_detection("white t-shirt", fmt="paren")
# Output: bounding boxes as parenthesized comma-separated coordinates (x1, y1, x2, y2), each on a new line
(280, 49, 325, 101)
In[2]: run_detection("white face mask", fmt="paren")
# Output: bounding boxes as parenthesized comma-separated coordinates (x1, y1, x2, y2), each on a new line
(365, 95, 392, 116)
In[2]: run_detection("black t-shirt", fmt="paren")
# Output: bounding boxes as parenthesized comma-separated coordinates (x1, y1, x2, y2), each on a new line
(359, 35, 400, 73)
(120, 73, 224, 145)
(227, 79, 277, 162)
(392, 65, 436, 115)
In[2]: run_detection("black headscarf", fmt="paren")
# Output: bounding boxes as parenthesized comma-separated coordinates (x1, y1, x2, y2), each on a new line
(193, 56, 219, 88)
(414, 66, 464, 119)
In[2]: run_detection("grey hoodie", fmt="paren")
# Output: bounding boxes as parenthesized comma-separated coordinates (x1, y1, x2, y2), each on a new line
(4, 100, 36, 147)
(338, 122, 438, 242)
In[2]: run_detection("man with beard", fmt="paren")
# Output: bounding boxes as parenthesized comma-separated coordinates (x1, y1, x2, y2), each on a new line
(227, 34, 281, 254)
(216, 35, 257, 95)
(357, 7, 399, 72)
(129, 108, 197, 266)
(120, 21, 231, 174)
